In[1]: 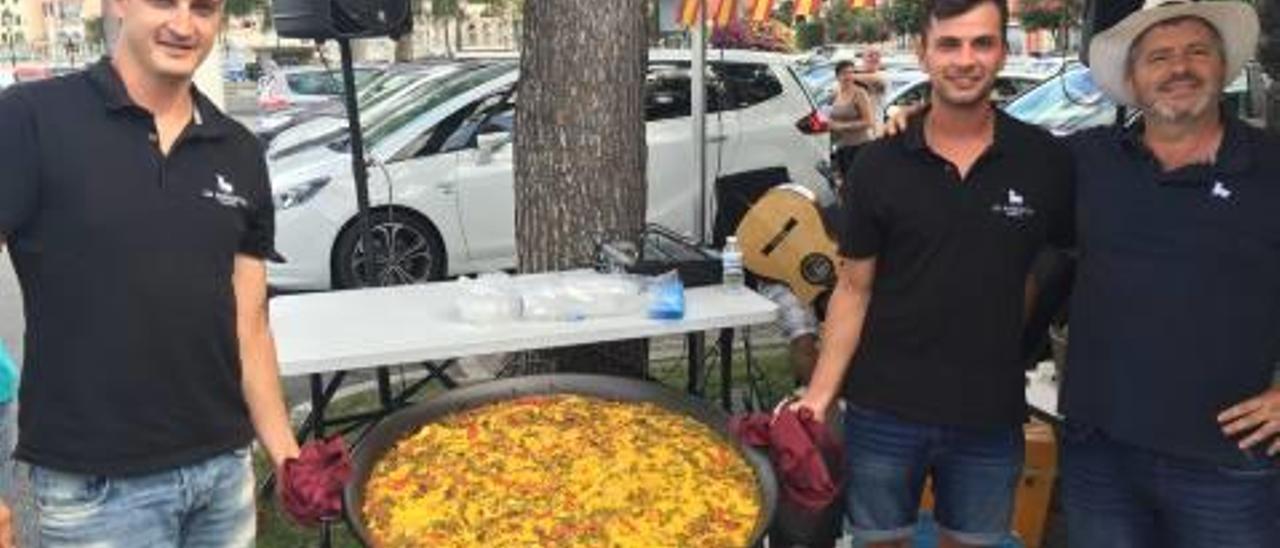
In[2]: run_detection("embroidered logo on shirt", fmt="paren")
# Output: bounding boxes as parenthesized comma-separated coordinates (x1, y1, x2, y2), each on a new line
(203, 173, 249, 209)
(1211, 180, 1232, 200)
(992, 189, 1036, 219)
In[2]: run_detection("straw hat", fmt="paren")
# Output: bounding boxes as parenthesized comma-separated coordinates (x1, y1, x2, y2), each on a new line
(1087, 0, 1259, 107)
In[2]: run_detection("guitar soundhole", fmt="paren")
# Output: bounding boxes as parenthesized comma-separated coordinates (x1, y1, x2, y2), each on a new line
(801, 254, 835, 286)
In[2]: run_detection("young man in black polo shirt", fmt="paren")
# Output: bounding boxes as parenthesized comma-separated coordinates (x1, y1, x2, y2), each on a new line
(793, 1, 1074, 546)
(0, 0, 300, 545)
(1060, 2, 1279, 545)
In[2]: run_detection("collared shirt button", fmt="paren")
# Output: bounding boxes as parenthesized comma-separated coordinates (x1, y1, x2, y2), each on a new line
(148, 133, 158, 143)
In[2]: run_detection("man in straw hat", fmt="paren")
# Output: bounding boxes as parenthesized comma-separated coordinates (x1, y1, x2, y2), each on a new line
(1059, 1, 1279, 545)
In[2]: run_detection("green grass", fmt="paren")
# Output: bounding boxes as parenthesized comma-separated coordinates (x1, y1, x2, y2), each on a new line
(254, 344, 793, 546)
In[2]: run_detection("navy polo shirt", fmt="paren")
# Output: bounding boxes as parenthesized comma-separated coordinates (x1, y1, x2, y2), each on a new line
(0, 59, 275, 476)
(1063, 115, 1280, 468)
(838, 109, 1075, 428)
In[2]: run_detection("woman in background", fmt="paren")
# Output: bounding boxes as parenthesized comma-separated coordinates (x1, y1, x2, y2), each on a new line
(827, 60, 876, 184)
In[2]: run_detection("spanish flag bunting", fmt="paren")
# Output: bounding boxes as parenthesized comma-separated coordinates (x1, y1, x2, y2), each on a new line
(678, 0, 741, 28)
(794, 0, 822, 18)
(678, 0, 700, 27)
(850, 0, 876, 8)
(714, 0, 738, 27)
(750, 0, 774, 22)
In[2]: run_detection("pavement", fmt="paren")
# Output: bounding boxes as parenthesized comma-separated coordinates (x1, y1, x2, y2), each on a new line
(1, 256, 20, 360)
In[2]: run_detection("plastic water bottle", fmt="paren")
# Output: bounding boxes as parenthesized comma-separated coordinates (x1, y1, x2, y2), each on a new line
(722, 236, 745, 292)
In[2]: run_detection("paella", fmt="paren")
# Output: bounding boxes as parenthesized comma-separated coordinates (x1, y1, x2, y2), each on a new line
(362, 394, 762, 547)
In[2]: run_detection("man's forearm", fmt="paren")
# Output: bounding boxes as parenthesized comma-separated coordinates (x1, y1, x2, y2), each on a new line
(806, 283, 871, 406)
(240, 323, 300, 469)
(804, 259, 875, 408)
(233, 256, 300, 470)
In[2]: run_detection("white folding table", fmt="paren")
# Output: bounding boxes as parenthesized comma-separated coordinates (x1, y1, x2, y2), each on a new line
(271, 281, 779, 438)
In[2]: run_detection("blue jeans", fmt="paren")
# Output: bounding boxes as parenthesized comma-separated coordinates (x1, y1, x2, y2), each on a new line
(1062, 422, 1280, 548)
(0, 403, 14, 501)
(31, 447, 255, 548)
(843, 404, 1023, 545)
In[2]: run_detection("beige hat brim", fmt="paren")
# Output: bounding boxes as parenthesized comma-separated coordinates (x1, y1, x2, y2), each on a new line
(1087, 2, 1259, 107)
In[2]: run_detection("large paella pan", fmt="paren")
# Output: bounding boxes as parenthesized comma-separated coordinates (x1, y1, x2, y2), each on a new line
(345, 374, 778, 547)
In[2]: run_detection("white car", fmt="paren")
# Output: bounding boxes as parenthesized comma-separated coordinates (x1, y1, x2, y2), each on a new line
(1005, 63, 1262, 135)
(257, 66, 382, 113)
(267, 50, 831, 290)
(265, 62, 472, 157)
(880, 71, 1043, 120)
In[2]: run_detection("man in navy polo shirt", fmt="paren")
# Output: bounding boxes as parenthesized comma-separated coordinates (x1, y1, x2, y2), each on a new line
(0, 0, 300, 545)
(1059, 1, 1280, 545)
(794, 1, 1075, 546)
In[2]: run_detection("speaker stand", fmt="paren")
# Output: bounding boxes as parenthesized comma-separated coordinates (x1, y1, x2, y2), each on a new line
(337, 37, 378, 287)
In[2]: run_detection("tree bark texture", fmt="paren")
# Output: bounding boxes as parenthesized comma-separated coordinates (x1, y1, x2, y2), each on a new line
(515, 0, 649, 273)
(1260, 0, 1279, 131)
(514, 0, 650, 376)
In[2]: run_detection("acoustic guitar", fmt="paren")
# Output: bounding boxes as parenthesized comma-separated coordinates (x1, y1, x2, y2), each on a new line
(734, 184, 839, 305)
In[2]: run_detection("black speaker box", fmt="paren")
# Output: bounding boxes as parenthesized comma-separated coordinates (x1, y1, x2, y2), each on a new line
(1081, 0, 1145, 65)
(273, 0, 413, 40)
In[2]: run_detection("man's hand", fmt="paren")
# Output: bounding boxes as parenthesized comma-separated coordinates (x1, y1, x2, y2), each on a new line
(1218, 387, 1280, 456)
(0, 500, 14, 548)
(880, 103, 925, 138)
(789, 392, 834, 424)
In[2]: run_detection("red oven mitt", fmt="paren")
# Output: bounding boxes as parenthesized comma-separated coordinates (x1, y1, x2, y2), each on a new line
(280, 436, 353, 527)
(730, 402, 844, 511)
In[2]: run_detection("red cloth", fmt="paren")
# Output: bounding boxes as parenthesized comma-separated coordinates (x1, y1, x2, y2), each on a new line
(280, 436, 353, 527)
(730, 405, 843, 511)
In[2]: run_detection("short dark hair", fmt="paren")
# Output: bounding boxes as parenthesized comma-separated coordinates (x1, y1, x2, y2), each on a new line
(921, 0, 1009, 45)
(834, 60, 857, 74)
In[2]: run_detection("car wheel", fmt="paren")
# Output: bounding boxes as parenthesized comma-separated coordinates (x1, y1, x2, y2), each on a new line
(332, 211, 446, 289)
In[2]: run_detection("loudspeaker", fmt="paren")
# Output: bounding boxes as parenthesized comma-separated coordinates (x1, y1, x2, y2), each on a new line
(273, 0, 413, 40)
(1080, 0, 1144, 65)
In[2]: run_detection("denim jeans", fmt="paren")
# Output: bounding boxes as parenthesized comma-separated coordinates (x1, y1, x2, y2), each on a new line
(31, 447, 255, 548)
(843, 404, 1023, 545)
(0, 403, 13, 502)
(1062, 422, 1280, 548)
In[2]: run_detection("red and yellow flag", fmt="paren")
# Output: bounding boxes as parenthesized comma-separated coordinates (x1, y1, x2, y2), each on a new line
(750, 0, 775, 22)
(678, 0, 699, 26)
(714, 0, 739, 27)
(679, 0, 741, 28)
(794, 0, 823, 18)
(850, 0, 876, 8)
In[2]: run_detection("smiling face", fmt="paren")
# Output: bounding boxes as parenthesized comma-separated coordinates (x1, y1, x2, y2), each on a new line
(917, 1, 1006, 110)
(1126, 16, 1226, 124)
(862, 49, 882, 72)
(113, 0, 223, 83)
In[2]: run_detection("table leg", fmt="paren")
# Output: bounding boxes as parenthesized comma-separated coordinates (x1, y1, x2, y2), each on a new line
(320, 519, 334, 548)
(423, 360, 459, 389)
(376, 367, 394, 411)
(310, 373, 327, 438)
(719, 328, 734, 411)
(687, 333, 706, 396)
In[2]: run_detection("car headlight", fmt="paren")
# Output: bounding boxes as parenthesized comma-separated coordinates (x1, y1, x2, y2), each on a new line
(273, 177, 331, 210)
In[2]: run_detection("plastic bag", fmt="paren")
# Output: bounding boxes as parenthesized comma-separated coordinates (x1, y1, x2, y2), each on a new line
(455, 272, 522, 324)
(457, 271, 647, 323)
(646, 270, 685, 320)
(520, 271, 646, 321)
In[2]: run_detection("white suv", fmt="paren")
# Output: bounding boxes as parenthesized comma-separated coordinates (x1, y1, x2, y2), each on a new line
(267, 50, 831, 290)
